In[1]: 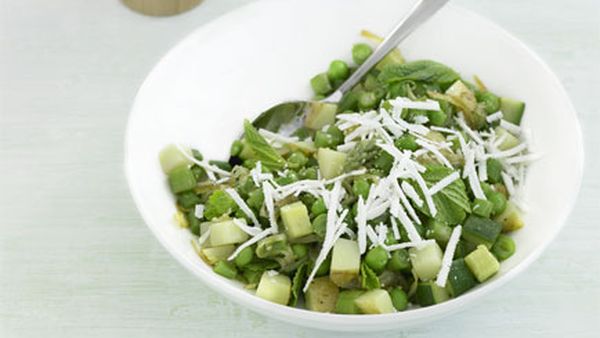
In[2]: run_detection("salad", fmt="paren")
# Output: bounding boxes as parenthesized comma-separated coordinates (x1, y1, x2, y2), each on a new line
(158, 31, 532, 314)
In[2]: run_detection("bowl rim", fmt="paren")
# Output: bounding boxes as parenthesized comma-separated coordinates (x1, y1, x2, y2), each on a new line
(123, 0, 585, 330)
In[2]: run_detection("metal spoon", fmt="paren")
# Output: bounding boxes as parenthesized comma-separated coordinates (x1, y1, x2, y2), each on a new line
(251, 0, 449, 134)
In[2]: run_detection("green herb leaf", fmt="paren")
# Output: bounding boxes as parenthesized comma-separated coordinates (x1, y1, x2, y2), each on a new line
(243, 120, 285, 170)
(203, 190, 238, 220)
(378, 60, 461, 90)
(290, 263, 307, 306)
(360, 262, 380, 290)
(413, 165, 471, 225)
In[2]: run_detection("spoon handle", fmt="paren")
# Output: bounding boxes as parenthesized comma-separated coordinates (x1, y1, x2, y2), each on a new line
(327, 0, 450, 102)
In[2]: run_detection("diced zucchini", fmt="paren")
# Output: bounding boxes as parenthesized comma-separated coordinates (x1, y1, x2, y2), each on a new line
(354, 289, 396, 314)
(462, 215, 502, 249)
(416, 281, 449, 306)
(329, 239, 360, 287)
(200, 221, 213, 235)
(425, 219, 453, 247)
(280, 201, 313, 239)
(209, 219, 249, 247)
(495, 201, 525, 232)
(305, 277, 339, 312)
(304, 102, 338, 130)
(500, 97, 525, 125)
(409, 241, 443, 281)
(200, 245, 235, 264)
(386, 249, 412, 272)
(317, 148, 346, 179)
(446, 258, 478, 297)
(255, 271, 292, 305)
(159, 144, 192, 174)
(494, 127, 520, 151)
(464, 245, 500, 282)
(168, 165, 197, 193)
(471, 198, 494, 218)
(335, 290, 365, 314)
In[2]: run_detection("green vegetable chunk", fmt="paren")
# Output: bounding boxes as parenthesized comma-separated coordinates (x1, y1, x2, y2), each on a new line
(335, 290, 365, 314)
(304, 102, 337, 130)
(255, 271, 292, 305)
(462, 215, 502, 248)
(280, 201, 313, 240)
(491, 234, 516, 261)
(209, 219, 250, 247)
(310, 73, 332, 95)
(234, 245, 255, 268)
(213, 261, 238, 279)
(464, 245, 500, 282)
(500, 97, 525, 125)
(416, 281, 449, 306)
(409, 241, 443, 281)
(425, 219, 453, 247)
(330, 239, 360, 287)
(159, 144, 192, 174)
(486, 158, 503, 184)
(305, 277, 339, 312)
(317, 148, 346, 179)
(495, 201, 524, 232)
(494, 127, 520, 151)
(354, 289, 395, 314)
(446, 258, 478, 297)
(471, 198, 494, 218)
(201, 245, 235, 265)
(168, 165, 197, 193)
(389, 287, 409, 311)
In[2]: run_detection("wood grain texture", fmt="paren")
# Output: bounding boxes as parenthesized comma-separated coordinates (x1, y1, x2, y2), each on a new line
(0, 0, 598, 337)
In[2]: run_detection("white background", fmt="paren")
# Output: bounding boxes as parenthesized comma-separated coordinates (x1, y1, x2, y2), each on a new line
(1, 0, 598, 337)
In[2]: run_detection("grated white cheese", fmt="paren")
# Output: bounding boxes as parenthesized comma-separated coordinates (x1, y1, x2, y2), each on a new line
(455, 115, 484, 145)
(232, 218, 262, 236)
(227, 228, 274, 260)
(197, 227, 211, 246)
(500, 120, 521, 135)
(401, 181, 423, 207)
(413, 115, 429, 125)
(175, 144, 231, 181)
(486, 111, 503, 123)
(390, 97, 441, 111)
(501, 172, 516, 196)
(489, 143, 528, 159)
(392, 179, 421, 225)
(225, 188, 261, 228)
(336, 141, 357, 152)
(503, 153, 541, 164)
(194, 204, 205, 219)
(262, 182, 278, 232)
(390, 217, 401, 240)
(428, 171, 460, 195)
(416, 139, 452, 167)
(385, 239, 435, 252)
(355, 196, 368, 254)
(435, 225, 462, 287)
(258, 129, 299, 145)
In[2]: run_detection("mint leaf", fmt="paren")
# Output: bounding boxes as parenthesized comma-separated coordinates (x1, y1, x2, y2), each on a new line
(290, 263, 307, 306)
(413, 165, 471, 225)
(378, 60, 460, 90)
(243, 120, 285, 170)
(203, 190, 238, 220)
(360, 262, 380, 290)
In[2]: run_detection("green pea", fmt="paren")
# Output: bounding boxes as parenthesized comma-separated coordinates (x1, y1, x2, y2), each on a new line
(326, 125, 344, 146)
(491, 234, 516, 261)
(299, 167, 318, 180)
(311, 198, 327, 216)
(352, 178, 370, 200)
(389, 288, 408, 311)
(314, 255, 331, 277)
(488, 191, 507, 216)
(358, 91, 377, 111)
(287, 151, 308, 170)
(314, 131, 335, 148)
(242, 159, 257, 169)
(299, 193, 316, 209)
(312, 214, 327, 239)
(310, 73, 332, 95)
(213, 261, 237, 279)
(234, 246, 255, 268)
(191, 149, 204, 161)
(394, 134, 419, 151)
(365, 246, 389, 274)
(230, 140, 243, 157)
(292, 244, 309, 259)
(275, 171, 299, 186)
(352, 43, 373, 65)
(386, 249, 411, 272)
(191, 165, 207, 181)
(327, 60, 350, 82)
(427, 109, 448, 126)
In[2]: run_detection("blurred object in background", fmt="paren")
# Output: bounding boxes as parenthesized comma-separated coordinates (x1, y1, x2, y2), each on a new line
(122, 0, 203, 16)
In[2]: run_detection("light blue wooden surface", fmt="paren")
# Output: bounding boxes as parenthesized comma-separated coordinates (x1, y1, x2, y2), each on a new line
(1, 0, 598, 337)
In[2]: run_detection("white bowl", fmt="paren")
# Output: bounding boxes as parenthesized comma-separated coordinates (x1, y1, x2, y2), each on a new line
(124, 0, 584, 331)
